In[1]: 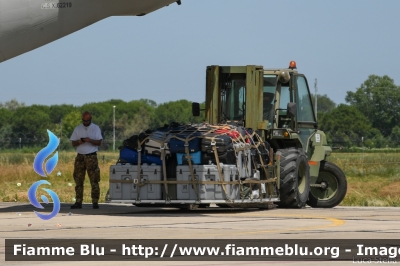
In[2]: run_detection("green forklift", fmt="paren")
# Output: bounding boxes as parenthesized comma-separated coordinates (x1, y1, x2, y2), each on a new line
(192, 61, 347, 208)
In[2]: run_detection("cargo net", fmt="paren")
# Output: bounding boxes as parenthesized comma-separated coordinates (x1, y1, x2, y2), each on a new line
(117, 124, 278, 203)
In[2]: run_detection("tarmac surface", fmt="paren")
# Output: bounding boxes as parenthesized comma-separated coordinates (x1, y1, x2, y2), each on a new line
(1, 202, 399, 265)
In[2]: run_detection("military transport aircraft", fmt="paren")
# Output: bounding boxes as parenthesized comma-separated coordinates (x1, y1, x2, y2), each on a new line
(0, 0, 181, 63)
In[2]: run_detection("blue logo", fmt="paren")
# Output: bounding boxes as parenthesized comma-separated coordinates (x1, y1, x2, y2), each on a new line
(33, 130, 59, 177)
(28, 180, 61, 220)
(28, 130, 60, 220)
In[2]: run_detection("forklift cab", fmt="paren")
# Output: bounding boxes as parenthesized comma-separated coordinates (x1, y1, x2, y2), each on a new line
(193, 62, 317, 149)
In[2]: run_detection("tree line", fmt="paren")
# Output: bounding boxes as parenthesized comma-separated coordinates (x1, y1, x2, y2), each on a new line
(0, 99, 205, 150)
(0, 74, 399, 150)
(316, 75, 400, 148)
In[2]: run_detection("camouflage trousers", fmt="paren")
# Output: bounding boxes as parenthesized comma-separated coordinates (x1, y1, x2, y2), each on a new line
(73, 153, 100, 204)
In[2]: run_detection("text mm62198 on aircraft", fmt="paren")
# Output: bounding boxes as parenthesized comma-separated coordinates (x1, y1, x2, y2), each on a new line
(0, 0, 181, 63)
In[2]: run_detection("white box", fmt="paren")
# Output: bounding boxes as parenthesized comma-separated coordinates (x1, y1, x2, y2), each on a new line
(223, 164, 240, 200)
(109, 164, 162, 200)
(176, 165, 239, 201)
(234, 143, 252, 178)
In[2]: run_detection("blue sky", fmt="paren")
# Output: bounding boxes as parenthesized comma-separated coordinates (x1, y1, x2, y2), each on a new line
(1, 0, 399, 107)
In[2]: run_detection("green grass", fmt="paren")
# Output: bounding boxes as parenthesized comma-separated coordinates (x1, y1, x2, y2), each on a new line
(328, 152, 400, 206)
(1, 151, 400, 206)
(0, 151, 119, 203)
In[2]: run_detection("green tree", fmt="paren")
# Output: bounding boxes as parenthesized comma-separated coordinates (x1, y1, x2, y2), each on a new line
(390, 126, 400, 147)
(49, 104, 76, 124)
(0, 98, 25, 111)
(11, 106, 52, 140)
(77, 99, 157, 143)
(345, 75, 400, 136)
(62, 111, 81, 137)
(80, 101, 111, 133)
(150, 100, 204, 129)
(112, 100, 156, 139)
(364, 128, 387, 149)
(115, 107, 153, 139)
(139, 98, 157, 108)
(0, 108, 12, 129)
(0, 105, 19, 148)
(311, 94, 336, 114)
(319, 104, 373, 147)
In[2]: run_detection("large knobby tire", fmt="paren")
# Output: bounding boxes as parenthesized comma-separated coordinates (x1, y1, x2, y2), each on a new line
(276, 148, 310, 208)
(307, 161, 347, 208)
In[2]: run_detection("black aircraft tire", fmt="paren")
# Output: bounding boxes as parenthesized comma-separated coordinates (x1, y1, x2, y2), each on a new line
(307, 161, 347, 208)
(276, 148, 310, 208)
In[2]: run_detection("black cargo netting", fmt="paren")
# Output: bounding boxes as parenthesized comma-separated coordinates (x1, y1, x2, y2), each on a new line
(112, 123, 278, 202)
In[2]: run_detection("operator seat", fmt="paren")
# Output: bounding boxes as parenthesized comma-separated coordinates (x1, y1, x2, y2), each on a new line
(263, 92, 275, 122)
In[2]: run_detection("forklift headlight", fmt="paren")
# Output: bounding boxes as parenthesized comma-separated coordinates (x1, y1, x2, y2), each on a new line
(273, 130, 283, 137)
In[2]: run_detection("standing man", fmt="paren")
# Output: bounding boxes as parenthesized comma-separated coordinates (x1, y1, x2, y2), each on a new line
(70, 111, 103, 209)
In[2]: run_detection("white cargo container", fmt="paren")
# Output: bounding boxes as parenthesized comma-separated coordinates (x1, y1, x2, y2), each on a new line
(234, 143, 252, 179)
(176, 164, 239, 201)
(109, 164, 162, 200)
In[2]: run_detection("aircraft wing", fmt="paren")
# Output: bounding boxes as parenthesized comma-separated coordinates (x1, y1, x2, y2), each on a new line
(0, 0, 180, 63)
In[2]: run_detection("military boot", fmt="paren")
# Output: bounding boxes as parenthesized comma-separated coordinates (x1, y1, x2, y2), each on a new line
(70, 202, 82, 209)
